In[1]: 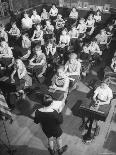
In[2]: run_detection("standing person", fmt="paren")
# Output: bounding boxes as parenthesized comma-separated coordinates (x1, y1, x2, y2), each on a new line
(34, 94, 68, 155)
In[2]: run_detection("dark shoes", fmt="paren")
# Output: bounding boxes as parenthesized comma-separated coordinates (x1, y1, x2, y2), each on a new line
(48, 145, 68, 155)
(48, 148, 55, 155)
(58, 145, 68, 155)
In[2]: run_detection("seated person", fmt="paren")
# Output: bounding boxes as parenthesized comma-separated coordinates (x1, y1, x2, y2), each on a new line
(67, 7, 78, 27)
(31, 24, 44, 46)
(14, 33, 31, 60)
(111, 56, 116, 72)
(49, 4, 58, 24)
(45, 39, 56, 58)
(94, 10, 102, 26)
(86, 13, 95, 35)
(21, 12, 33, 30)
(69, 26, 79, 52)
(77, 18, 87, 40)
(43, 20, 54, 42)
(93, 82, 113, 107)
(58, 29, 70, 48)
(55, 14, 65, 30)
(45, 39, 60, 70)
(58, 29, 70, 63)
(0, 24, 8, 42)
(0, 41, 14, 74)
(31, 9, 41, 25)
(11, 58, 32, 90)
(95, 29, 108, 50)
(80, 82, 113, 138)
(64, 53, 81, 91)
(8, 22, 21, 46)
(8, 22, 21, 37)
(29, 45, 47, 79)
(80, 43, 90, 60)
(0, 41, 13, 58)
(88, 40, 102, 56)
(69, 7, 78, 21)
(55, 14, 65, 43)
(105, 24, 113, 48)
(49, 65, 69, 92)
(41, 8, 50, 26)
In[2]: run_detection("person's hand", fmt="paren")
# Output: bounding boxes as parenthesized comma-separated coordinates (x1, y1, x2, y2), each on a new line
(38, 74, 43, 78)
(49, 85, 56, 92)
(11, 79, 15, 83)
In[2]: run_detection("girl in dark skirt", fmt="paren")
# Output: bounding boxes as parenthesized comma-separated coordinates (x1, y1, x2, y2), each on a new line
(34, 94, 68, 155)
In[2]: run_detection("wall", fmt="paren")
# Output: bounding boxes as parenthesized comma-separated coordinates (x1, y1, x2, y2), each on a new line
(11, 0, 59, 11)
(11, 0, 116, 12)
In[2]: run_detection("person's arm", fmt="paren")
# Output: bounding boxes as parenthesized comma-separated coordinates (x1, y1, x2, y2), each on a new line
(34, 109, 41, 124)
(55, 77, 70, 92)
(16, 28, 21, 37)
(8, 57, 15, 68)
(31, 30, 36, 41)
(93, 88, 99, 102)
(66, 35, 70, 46)
(8, 28, 12, 34)
(103, 89, 113, 105)
(17, 67, 26, 79)
(95, 44, 102, 55)
(34, 31, 43, 41)
(4, 47, 13, 58)
(51, 46, 56, 55)
(100, 35, 108, 45)
(111, 59, 115, 70)
(29, 57, 35, 65)
(64, 62, 69, 73)
(4, 32, 8, 42)
(33, 57, 46, 66)
(11, 68, 16, 81)
(49, 8, 52, 16)
(38, 63, 47, 77)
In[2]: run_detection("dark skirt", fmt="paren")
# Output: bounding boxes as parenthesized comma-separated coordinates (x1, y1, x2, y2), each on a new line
(42, 126, 62, 138)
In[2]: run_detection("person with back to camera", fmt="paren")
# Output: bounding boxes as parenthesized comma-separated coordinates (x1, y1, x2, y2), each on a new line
(34, 94, 68, 155)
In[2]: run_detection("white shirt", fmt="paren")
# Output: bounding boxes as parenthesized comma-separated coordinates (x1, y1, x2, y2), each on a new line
(69, 11, 78, 19)
(94, 86, 113, 102)
(22, 17, 33, 29)
(49, 100, 65, 113)
(94, 15, 101, 22)
(31, 14, 41, 24)
(49, 8, 58, 16)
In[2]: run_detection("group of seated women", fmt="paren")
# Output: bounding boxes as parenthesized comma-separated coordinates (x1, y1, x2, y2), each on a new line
(0, 4, 116, 104)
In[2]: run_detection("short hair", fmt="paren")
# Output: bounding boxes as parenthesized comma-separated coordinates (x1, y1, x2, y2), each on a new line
(42, 94, 53, 107)
(57, 65, 65, 71)
(69, 53, 77, 59)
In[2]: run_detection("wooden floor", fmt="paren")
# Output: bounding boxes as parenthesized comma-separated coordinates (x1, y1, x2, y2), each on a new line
(0, 80, 116, 155)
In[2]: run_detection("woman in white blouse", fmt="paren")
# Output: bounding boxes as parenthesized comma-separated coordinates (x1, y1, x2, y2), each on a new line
(31, 9, 41, 25)
(31, 24, 44, 46)
(11, 59, 32, 90)
(86, 13, 95, 35)
(49, 4, 58, 25)
(94, 10, 102, 26)
(22, 12, 33, 30)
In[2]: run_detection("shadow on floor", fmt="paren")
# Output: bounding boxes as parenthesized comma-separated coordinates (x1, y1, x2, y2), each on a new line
(0, 144, 48, 155)
(103, 130, 116, 153)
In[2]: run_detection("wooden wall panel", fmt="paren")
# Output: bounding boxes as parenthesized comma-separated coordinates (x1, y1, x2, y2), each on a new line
(12, 0, 29, 11)
(11, 0, 116, 12)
